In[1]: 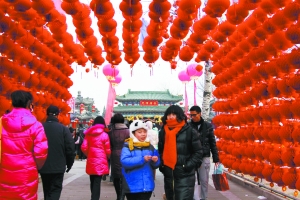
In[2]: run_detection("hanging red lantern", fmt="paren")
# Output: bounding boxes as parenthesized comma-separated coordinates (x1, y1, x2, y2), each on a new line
(80, 103, 84, 113)
(89, 118, 94, 125)
(92, 104, 96, 112)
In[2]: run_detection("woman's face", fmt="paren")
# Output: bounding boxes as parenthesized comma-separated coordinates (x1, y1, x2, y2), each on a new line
(167, 113, 177, 120)
(133, 128, 147, 142)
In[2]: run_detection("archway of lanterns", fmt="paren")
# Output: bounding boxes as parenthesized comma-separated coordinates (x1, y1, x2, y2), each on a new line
(0, 0, 300, 196)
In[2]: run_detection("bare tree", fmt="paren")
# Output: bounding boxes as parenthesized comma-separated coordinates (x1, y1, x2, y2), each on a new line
(202, 61, 213, 121)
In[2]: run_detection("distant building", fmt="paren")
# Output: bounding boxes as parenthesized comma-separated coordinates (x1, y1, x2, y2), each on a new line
(113, 90, 183, 126)
(70, 91, 100, 128)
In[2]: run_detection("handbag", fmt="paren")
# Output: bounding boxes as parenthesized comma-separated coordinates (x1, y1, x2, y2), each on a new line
(0, 117, 2, 164)
(212, 163, 230, 191)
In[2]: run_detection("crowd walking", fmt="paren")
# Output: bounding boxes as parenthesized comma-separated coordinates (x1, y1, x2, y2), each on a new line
(0, 90, 225, 200)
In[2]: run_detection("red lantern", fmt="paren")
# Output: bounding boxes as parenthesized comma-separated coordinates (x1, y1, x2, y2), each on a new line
(89, 118, 94, 125)
(92, 105, 96, 112)
(74, 118, 79, 124)
(80, 103, 84, 113)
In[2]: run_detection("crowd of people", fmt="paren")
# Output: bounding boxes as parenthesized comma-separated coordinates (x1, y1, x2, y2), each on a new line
(0, 90, 220, 200)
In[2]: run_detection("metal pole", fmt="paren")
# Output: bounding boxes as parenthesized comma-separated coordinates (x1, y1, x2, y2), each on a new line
(225, 170, 297, 200)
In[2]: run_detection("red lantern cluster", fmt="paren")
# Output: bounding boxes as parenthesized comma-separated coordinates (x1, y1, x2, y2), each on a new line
(210, 0, 300, 193)
(0, 0, 74, 124)
(90, 0, 122, 65)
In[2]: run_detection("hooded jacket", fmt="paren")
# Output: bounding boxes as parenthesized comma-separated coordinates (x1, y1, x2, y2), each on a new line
(0, 108, 48, 200)
(121, 131, 160, 194)
(81, 124, 111, 175)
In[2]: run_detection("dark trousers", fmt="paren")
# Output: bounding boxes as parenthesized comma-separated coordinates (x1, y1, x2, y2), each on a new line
(125, 192, 152, 200)
(40, 173, 64, 200)
(113, 178, 125, 200)
(78, 145, 85, 159)
(90, 175, 102, 200)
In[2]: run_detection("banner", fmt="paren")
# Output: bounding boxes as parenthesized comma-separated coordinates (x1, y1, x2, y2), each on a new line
(140, 100, 158, 106)
(66, 97, 75, 113)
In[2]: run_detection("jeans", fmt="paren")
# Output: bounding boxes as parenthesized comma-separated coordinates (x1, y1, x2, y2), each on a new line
(194, 157, 211, 200)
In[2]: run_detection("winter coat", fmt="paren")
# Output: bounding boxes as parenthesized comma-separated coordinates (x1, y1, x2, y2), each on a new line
(109, 123, 130, 178)
(0, 108, 48, 200)
(121, 143, 160, 194)
(81, 124, 111, 175)
(189, 118, 219, 163)
(158, 124, 202, 199)
(39, 116, 75, 174)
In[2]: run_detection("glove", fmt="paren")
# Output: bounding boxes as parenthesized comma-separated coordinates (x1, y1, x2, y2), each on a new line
(159, 165, 165, 174)
(66, 166, 72, 173)
(66, 156, 74, 173)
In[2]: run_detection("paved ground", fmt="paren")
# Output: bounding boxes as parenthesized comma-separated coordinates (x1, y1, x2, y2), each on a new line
(37, 160, 288, 200)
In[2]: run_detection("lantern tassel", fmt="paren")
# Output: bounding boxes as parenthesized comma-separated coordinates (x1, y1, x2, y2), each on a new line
(151, 66, 153, 76)
(185, 83, 189, 115)
(194, 79, 196, 105)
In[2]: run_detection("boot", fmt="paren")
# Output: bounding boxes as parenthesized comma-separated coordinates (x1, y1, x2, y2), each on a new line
(119, 194, 125, 200)
(119, 178, 125, 200)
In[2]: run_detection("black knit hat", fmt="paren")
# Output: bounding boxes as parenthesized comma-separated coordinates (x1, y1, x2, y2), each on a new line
(46, 105, 60, 116)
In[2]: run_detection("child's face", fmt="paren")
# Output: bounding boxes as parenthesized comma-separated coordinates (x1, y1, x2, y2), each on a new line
(133, 128, 147, 142)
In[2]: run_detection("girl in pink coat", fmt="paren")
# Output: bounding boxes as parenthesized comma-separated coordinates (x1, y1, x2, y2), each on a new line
(81, 116, 111, 200)
(0, 90, 48, 200)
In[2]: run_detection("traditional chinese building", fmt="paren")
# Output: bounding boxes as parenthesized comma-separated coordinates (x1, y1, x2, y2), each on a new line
(113, 90, 183, 124)
(70, 91, 100, 127)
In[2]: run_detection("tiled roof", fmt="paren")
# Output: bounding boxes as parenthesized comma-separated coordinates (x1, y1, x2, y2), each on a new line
(116, 90, 183, 102)
(113, 106, 169, 113)
(113, 105, 184, 117)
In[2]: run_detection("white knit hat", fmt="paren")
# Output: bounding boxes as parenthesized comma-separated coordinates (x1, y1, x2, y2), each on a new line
(129, 120, 149, 142)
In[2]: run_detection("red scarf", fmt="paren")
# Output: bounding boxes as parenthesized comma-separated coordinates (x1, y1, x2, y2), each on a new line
(163, 119, 185, 170)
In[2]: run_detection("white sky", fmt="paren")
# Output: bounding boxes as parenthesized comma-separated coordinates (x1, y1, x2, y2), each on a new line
(63, 0, 206, 112)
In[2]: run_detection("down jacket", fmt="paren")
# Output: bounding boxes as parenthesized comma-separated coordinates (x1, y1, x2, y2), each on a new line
(81, 124, 111, 175)
(121, 143, 160, 194)
(0, 108, 48, 200)
(158, 124, 202, 200)
(109, 123, 130, 179)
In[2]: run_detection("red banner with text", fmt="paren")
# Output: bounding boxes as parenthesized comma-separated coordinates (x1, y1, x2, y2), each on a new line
(140, 100, 158, 106)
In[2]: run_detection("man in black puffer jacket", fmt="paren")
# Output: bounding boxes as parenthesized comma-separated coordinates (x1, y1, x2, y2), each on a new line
(39, 105, 75, 200)
(189, 105, 219, 200)
(158, 105, 203, 200)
